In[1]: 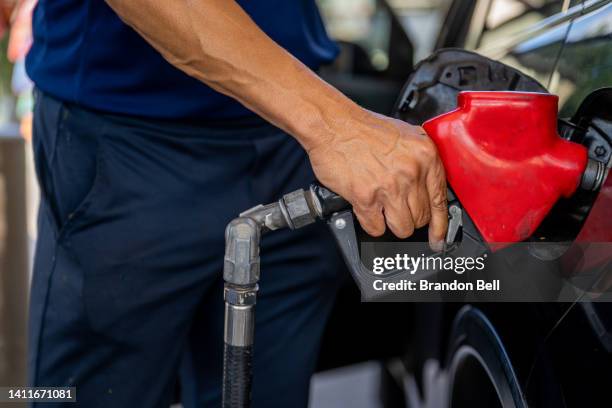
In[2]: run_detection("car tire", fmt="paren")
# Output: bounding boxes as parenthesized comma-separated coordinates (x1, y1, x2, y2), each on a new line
(446, 306, 527, 408)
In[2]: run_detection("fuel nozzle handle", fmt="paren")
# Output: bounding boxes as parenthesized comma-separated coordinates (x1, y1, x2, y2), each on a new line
(309, 183, 351, 218)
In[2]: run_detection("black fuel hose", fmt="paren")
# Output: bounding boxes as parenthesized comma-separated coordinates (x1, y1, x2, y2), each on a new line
(222, 343, 254, 408)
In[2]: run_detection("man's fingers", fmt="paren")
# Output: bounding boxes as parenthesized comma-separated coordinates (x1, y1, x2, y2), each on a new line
(382, 195, 415, 239)
(353, 205, 386, 237)
(407, 187, 431, 229)
(426, 162, 448, 251)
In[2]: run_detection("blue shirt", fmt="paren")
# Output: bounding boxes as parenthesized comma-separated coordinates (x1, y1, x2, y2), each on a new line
(26, 1, 338, 120)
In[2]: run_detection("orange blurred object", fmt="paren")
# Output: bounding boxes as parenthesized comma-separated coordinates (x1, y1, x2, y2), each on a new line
(19, 111, 32, 141)
(7, 0, 35, 62)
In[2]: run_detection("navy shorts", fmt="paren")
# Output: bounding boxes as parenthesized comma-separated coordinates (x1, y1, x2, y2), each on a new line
(29, 91, 345, 407)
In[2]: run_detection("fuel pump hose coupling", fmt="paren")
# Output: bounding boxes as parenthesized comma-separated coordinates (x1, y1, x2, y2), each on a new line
(223, 217, 260, 408)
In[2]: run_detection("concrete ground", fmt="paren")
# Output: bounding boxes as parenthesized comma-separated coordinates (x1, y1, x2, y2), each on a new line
(309, 361, 384, 408)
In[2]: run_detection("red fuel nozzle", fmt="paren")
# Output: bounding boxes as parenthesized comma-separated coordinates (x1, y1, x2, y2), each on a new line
(423, 91, 588, 248)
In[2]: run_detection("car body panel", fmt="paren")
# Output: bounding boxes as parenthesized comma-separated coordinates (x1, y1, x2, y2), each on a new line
(409, 1, 612, 406)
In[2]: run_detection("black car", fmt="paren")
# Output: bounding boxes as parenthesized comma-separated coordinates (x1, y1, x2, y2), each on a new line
(317, 1, 612, 407)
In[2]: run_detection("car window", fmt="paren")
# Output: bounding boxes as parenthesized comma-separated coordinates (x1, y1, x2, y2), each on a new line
(554, 2, 612, 116)
(317, 0, 452, 70)
(477, 0, 572, 49)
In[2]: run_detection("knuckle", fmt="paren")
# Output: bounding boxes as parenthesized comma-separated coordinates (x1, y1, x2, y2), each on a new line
(401, 163, 420, 184)
(421, 138, 438, 161)
(367, 223, 385, 237)
(353, 186, 376, 206)
(397, 224, 415, 239)
(380, 176, 399, 195)
(387, 216, 414, 239)
(394, 229, 411, 239)
(431, 194, 448, 212)
(372, 229, 386, 237)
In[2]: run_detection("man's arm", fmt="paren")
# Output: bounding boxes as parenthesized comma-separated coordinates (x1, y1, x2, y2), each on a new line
(105, 0, 448, 248)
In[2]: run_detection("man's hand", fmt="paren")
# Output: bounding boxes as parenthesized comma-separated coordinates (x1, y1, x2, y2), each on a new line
(307, 107, 448, 249)
(105, 0, 448, 246)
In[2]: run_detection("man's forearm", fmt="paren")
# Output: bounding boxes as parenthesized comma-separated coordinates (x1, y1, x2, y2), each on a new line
(105, 0, 357, 151)
(105, 0, 449, 244)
